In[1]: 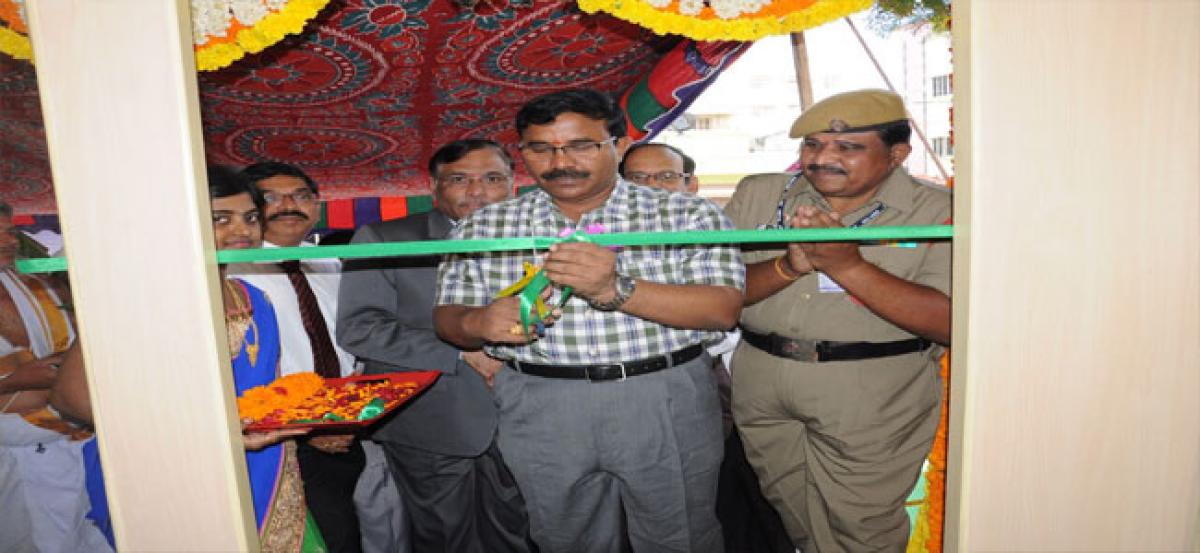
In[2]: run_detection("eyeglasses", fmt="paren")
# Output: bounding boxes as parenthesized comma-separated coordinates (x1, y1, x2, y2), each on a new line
(518, 137, 617, 160)
(262, 190, 318, 204)
(625, 171, 691, 185)
(438, 173, 512, 188)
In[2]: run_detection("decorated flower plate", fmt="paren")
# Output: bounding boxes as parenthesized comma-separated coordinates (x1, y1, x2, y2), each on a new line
(240, 371, 439, 432)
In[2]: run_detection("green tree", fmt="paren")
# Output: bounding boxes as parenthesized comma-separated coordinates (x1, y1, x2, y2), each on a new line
(868, 0, 951, 34)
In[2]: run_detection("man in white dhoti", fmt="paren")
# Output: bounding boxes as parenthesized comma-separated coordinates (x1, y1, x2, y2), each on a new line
(0, 201, 112, 553)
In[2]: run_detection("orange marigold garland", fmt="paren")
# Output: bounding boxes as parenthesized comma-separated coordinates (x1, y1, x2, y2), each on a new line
(906, 353, 950, 553)
(0, 0, 26, 34)
(910, 36, 953, 552)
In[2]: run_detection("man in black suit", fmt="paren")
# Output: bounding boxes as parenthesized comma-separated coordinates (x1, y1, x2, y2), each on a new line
(336, 139, 533, 553)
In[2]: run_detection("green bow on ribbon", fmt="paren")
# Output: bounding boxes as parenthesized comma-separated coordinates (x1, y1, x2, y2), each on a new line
(494, 230, 603, 339)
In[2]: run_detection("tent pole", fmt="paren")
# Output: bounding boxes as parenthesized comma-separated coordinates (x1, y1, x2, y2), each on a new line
(790, 32, 815, 111)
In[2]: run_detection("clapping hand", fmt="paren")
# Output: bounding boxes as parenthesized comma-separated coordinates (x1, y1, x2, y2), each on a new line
(791, 206, 864, 275)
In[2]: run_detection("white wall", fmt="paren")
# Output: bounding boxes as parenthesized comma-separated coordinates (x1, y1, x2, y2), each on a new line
(949, 1, 1200, 549)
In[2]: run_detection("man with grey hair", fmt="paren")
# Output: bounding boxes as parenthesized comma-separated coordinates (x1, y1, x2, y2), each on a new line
(619, 142, 698, 194)
(338, 139, 534, 553)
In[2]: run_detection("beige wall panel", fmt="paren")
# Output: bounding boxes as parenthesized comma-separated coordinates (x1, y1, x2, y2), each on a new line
(952, 1, 1199, 550)
(26, 1, 255, 550)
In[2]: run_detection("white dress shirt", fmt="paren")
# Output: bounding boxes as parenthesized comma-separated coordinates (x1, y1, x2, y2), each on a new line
(706, 329, 741, 374)
(229, 241, 357, 377)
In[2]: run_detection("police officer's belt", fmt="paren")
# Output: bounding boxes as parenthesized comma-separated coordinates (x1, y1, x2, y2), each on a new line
(506, 344, 704, 382)
(742, 328, 930, 363)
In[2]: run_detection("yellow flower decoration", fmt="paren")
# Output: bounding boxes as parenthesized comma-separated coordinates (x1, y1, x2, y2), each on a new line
(0, 0, 30, 61)
(576, 0, 872, 41)
(0, 0, 329, 72)
(196, 0, 330, 71)
(0, 23, 29, 61)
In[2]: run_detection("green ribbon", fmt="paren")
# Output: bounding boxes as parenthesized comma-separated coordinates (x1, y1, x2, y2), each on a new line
(14, 225, 952, 274)
(357, 397, 386, 420)
(516, 271, 553, 339)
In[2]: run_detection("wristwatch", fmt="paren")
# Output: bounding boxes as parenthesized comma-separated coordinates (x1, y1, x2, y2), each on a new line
(590, 274, 636, 311)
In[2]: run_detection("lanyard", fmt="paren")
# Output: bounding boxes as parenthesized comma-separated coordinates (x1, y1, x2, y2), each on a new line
(762, 173, 886, 229)
(764, 173, 804, 230)
(848, 203, 886, 228)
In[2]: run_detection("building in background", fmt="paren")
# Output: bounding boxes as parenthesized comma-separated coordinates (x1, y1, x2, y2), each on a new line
(657, 15, 952, 205)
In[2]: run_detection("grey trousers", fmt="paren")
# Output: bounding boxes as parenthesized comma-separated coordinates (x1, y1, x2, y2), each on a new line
(492, 353, 725, 553)
(382, 440, 533, 553)
(354, 440, 410, 553)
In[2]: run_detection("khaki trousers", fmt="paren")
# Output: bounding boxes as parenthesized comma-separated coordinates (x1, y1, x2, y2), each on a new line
(731, 344, 940, 553)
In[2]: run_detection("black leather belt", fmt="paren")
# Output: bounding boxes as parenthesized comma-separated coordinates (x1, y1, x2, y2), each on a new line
(742, 328, 931, 363)
(506, 344, 704, 382)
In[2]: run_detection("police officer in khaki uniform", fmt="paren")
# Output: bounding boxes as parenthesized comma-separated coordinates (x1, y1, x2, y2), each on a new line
(724, 89, 951, 552)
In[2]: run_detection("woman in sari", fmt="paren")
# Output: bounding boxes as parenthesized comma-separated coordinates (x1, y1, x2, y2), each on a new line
(209, 166, 326, 552)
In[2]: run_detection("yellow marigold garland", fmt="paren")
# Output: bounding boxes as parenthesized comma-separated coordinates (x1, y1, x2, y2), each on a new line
(576, 0, 872, 41)
(0, 23, 29, 60)
(0, 0, 30, 61)
(195, 0, 329, 71)
(0, 0, 328, 71)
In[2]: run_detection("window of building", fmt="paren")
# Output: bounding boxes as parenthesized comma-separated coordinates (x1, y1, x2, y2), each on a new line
(932, 136, 954, 157)
(932, 74, 952, 97)
(693, 114, 731, 130)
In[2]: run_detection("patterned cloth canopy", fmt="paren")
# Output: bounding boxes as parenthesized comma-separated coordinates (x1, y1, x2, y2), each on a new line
(0, 0, 746, 214)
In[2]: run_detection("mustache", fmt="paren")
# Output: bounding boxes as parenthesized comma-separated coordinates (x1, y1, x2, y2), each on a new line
(805, 164, 847, 175)
(269, 210, 309, 221)
(540, 169, 590, 181)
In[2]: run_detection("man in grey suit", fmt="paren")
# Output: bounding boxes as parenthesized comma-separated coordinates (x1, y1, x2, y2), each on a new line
(337, 139, 534, 553)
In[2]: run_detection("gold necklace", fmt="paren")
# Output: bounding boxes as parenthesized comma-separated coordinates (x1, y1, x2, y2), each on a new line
(223, 279, 260, 365)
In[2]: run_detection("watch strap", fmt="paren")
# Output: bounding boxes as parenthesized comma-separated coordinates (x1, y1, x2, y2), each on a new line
(590, 274, 635, 311)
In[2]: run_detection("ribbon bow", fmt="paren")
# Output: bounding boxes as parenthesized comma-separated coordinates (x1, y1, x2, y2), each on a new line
(494, 226, 606, 339)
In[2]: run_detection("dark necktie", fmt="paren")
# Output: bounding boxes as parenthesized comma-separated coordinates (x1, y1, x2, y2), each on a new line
(279, 261, 341, 378)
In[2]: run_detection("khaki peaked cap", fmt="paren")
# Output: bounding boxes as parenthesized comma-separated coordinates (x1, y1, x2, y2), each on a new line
(789, 89, 909, 138)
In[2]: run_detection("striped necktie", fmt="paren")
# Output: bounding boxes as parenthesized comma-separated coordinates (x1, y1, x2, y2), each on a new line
(279, 261, 341, 378)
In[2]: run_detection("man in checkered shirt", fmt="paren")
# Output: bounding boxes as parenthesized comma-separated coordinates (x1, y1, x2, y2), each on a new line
(434, 89, 744, 553)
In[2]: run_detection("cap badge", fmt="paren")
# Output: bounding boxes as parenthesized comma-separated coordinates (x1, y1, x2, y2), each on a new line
(829, 119, 849, 132)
